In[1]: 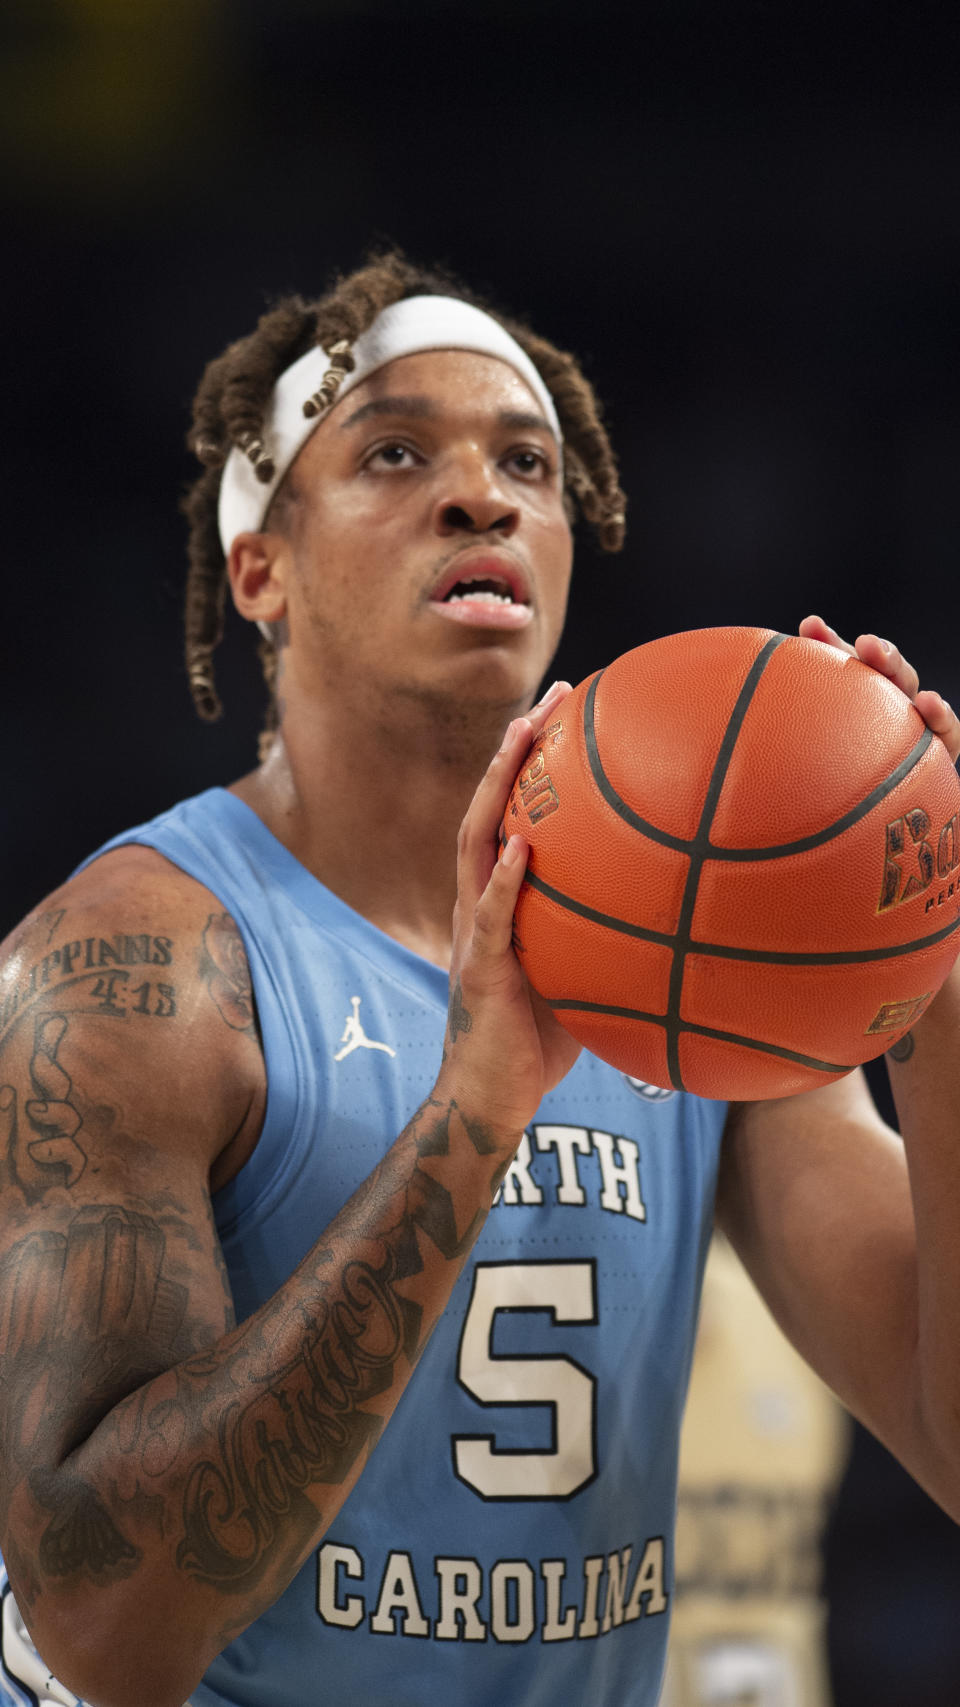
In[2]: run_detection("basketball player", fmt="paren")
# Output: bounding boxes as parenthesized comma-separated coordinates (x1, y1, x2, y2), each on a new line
(663, 1234, 850, 1707)
(0, 253, 958, 1707)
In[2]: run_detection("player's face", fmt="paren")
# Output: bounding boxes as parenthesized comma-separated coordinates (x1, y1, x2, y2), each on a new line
(275, 349, 573, 712)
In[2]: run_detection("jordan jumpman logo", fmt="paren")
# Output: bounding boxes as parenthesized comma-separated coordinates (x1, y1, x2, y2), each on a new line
(333, 996, 397, 1061)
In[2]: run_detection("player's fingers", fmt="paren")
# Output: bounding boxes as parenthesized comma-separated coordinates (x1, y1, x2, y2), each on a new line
(526, 678, 572, 737)
(803, 621, 934, 724)
(470, 834, 529, 960)
(456, 682, 569, 911)
(915, 690, 960, 765)
(799, 614, 856, 656)
(457, 717, 533, 908)
(854, 633, 921, 702)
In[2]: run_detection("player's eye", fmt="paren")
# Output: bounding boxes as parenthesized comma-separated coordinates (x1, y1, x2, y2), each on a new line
(505, 447, 552, 480)
(363, 441, 421, 471)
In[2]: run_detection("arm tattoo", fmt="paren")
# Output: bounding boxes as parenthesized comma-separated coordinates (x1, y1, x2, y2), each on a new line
(447, 978, 473, 1043)
(0, 1203, 194, 1586)
(201, 914, 256, 1034)
(31, 1470, 142, 1583)
(1, 1014, 87, 1201)
(174, 1096, 499, 1593)
(0, 1094, 498, 1608)
(887, 1031, 916, 1063)
(0, 1206, 190, 1439)
(176, 1274, 404, 1588)
(0, 927, 176, 1051)
(39, 909, 66, 946)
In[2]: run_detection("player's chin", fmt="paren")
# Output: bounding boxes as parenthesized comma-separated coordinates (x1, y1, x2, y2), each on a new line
(423, 603, 560, 696)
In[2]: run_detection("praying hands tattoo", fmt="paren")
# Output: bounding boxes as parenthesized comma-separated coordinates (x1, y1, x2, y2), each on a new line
(0, 1014, 87, 1203)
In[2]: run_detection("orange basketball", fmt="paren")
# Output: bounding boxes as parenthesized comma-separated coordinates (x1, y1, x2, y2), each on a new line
(504, 627, 960, 1100)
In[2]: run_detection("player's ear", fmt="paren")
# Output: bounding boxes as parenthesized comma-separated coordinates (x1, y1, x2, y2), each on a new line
(228, 532, 288, 627)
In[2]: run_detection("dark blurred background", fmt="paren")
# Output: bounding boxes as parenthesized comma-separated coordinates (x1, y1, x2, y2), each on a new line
(2, 2, 959, 1700)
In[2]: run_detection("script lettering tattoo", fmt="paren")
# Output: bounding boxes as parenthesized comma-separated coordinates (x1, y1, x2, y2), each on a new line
(0, 929, 176, 1048)
(201, 913, 255, 1033)
(176, 1265, 405, 1587)
(177, 1097, 497, 1592)
(119, 1390, 189, 1482)
(888, 1031, 916, 1063)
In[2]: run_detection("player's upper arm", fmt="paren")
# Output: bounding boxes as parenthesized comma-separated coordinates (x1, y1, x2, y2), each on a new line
(0, 846, 266, 1529)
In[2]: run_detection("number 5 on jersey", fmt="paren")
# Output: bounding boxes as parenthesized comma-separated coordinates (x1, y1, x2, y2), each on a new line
(453, 1260, 599, 1500)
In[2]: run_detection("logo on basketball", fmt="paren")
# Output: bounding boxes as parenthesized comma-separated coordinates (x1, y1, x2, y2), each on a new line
(865, 993, 933, 1035)
(878, 806, 960, 912)
(517, 734, 561, 825)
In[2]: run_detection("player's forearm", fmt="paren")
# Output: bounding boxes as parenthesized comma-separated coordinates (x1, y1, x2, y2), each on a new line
(885, 959, 960, 1511)
(9, 1088, 515, 1707)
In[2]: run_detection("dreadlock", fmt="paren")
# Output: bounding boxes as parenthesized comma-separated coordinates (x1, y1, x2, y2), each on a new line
(183, 250, 627, 755)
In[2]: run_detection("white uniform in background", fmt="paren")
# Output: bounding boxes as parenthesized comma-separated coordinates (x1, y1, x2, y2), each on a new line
(662, 1237, 850, 1707)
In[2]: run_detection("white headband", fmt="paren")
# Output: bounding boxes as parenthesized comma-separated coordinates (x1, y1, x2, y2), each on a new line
(217, 294, 563, 554)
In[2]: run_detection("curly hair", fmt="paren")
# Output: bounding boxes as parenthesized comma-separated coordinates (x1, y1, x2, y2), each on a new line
(182, 250, 627, 755)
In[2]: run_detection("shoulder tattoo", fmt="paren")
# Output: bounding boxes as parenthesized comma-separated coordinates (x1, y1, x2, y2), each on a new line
(200, 914, 256, 1034)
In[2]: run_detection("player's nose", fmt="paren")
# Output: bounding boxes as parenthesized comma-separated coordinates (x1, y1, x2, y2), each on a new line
(432, 452, 520, 538)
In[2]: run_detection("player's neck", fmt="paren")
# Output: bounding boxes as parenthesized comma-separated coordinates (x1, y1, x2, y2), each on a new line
(229, 691, 514, 969)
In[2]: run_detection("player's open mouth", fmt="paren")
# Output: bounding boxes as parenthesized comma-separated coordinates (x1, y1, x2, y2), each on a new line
(445, 576, 516, 606)
(429, 558, 533, 629)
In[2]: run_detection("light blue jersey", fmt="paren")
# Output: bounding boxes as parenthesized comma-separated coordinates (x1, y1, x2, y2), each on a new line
(1, 789, 726, 1707)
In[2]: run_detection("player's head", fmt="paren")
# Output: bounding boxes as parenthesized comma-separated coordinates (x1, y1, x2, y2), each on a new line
(183, 250, 626, 751)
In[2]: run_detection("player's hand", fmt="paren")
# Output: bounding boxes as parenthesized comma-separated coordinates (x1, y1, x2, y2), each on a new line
(799, 614, 960, 765)
(437, 680, 581, 1145)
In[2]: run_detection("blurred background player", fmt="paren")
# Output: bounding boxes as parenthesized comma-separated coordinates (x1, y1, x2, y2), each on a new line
(663, 1235, 849, 1707)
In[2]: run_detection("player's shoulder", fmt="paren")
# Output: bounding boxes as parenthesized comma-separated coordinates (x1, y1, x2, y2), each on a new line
(1, 843, 246, 975)
(0, 845, 266, 1180)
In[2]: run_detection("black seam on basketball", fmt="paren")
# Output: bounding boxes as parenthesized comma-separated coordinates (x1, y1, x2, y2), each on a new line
(666, 633, 789, 1090)
(521, 868, 960, 963)
(582, 672, 696, 854)
(675, 1020, 853, 1075)
(583, 661, 932, 865)
(550, 998, 666, 1025)
(687, 909, 960, 964)
(521, 870, 676, 947)
(546, 998, 853, 1076)
(705, 726, 934, 860)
